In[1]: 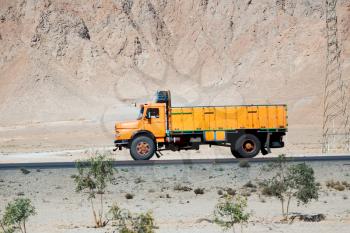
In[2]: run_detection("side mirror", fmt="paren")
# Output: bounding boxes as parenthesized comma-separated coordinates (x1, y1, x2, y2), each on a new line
(146, 110, 151, 119)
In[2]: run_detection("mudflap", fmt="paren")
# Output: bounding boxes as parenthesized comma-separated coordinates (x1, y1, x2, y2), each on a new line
(261, 133, 271, 155)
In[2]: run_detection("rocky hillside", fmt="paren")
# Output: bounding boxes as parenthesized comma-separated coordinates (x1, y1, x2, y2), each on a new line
(0, 0, 349, 146)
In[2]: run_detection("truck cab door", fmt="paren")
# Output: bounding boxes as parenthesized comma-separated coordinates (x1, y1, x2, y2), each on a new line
(143, 106, 166, 138)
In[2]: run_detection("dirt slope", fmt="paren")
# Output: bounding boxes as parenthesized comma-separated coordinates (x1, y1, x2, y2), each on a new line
(0, 0, 350, 152)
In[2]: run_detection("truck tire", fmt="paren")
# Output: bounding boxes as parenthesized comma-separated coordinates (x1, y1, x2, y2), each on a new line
(232, 134, 261, 158)
(130, 136, 155, 160)
(230, 148, 242, 158)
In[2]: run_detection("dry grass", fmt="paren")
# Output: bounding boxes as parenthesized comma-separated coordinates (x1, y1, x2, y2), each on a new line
(174, 184, 192, 192)
(326, 180, 348, 191)
(243, 181, 257, 189)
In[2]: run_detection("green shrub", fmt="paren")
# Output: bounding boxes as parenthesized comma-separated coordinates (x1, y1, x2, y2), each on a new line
(1, 198, 36, 233)
(214, 195, 249, 233)
(108, 204, 156, 233)
(261, 154, 319, 220)
(72, 153, 115, 228)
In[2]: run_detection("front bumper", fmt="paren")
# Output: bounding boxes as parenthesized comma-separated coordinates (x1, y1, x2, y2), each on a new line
(114, 139, 129, 148)
(113, 140, 129, 151)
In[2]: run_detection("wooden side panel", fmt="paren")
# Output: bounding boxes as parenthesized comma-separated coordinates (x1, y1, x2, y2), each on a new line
(169, 105, 287, 131)
(258, 106, 268, 129)
(226, 107, 238, 129)
(193, 107, 204, 130)
(237, 106, 248, 129)
(203, 107, 214, 129)
(247, 106, 259, 128)
(276, 106, 287, 128)
(215, 107, 226, 130)
(267, 106, 277, 128)
(169, 107, 183, 131)
(181, 108, 194, 130)
(252, 106, 260, 128)
(209, 107, 216, 129)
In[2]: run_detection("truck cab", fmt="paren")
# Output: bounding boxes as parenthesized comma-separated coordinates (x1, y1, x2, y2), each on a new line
(114, 102, 167, 160)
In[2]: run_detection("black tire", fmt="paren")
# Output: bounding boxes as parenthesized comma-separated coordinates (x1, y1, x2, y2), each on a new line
(230, 148, 242, 158)
(130, 136, 155, 160)
(232, 134, 261, 158)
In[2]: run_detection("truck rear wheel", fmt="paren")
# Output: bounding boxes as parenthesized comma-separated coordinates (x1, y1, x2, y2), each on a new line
(231, 134, 261, 158)
(130, 136, 155, 160)
(230, 148, 242, 158)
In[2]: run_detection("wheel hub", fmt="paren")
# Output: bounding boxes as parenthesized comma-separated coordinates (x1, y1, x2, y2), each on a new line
(243, 140, 255, 153)
(136, 141, 150, 156)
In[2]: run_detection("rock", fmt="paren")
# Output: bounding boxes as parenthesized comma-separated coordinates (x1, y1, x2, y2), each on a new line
(20, 168, 30, 175)
(291, 214, 326, 222)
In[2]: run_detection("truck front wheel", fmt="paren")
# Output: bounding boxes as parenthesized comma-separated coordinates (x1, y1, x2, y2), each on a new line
(231, 134, 261, 158)
(130, 136, 155, 160)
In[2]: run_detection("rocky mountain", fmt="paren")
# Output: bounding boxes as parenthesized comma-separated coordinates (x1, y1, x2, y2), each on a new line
(0, 0, 349, 151)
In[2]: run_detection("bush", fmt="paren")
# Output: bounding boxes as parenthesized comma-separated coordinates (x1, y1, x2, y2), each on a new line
(72, 153, 115, 228)
(108, 203, 156, 233)
(261, 155, 319, 220)
(243, 181, 256, 189)
(194, 188, 205, 195)
(174, 184, 192, 192)
(326, 180, 346, 191)
(226, 188, 236, 196)
(19, 169, 30, 175)
(259, 182, 274, 196)
(1, 198, 36, 233)
(214, 195, 250, 233)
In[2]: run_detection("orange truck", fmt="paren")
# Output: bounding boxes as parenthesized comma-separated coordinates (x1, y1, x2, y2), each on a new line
(114, 91, 287, 160)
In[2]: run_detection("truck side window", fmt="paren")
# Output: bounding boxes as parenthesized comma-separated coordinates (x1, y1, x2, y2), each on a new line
(146, 108, 159, 118)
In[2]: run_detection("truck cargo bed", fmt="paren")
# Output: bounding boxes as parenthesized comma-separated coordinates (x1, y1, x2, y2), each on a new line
(169, 105, 287, 133)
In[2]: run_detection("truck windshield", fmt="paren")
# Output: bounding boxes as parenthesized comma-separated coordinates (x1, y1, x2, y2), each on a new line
(137, 106, 144, 120)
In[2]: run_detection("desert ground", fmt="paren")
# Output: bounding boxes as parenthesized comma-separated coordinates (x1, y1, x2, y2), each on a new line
(0, 162, 350, 233)
(0, 160, 350, 233)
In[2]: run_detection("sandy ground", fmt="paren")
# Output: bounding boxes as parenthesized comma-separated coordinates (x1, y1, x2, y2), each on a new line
(0, 161, 349, 233)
